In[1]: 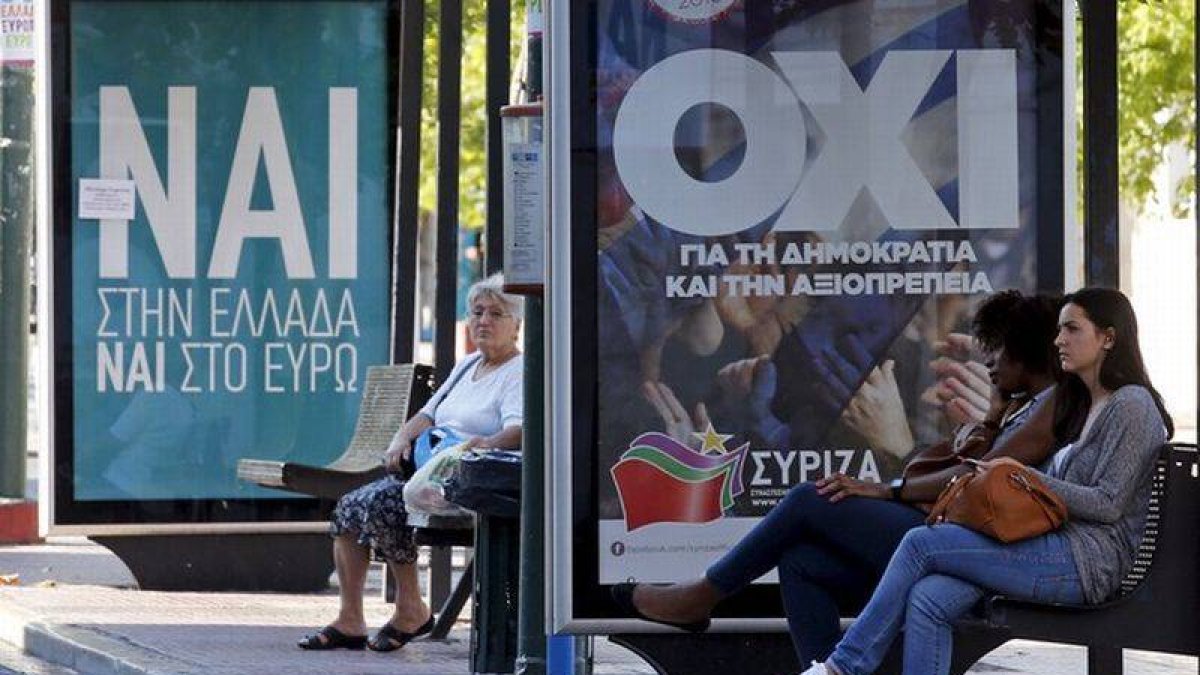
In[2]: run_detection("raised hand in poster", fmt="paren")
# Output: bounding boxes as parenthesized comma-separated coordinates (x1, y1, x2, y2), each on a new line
(712, 355, 785, 446)
(599, 215, 722, 381)
(768, 228, 968, 448)
(713, 232, 808, 357)
(642, 380, 712, 451)
(923, 332, 993, 426)
(840, 360, 914, 462)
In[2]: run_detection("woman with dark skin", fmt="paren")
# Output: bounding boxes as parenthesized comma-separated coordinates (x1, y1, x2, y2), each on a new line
(613, 291, 1063, 665)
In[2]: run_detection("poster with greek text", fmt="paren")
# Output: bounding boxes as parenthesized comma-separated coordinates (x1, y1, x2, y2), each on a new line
(0, 0, 35, 65)
(589, 0, 1063, 584)
(55, 0, 393, 515)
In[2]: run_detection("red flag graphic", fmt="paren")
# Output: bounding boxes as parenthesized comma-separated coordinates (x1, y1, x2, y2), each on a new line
(612, 458, 728, 531)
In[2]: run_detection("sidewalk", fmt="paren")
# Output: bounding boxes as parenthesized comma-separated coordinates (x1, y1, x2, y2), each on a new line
(0, 538, 1196, 675)
(0, 538, 648, 675)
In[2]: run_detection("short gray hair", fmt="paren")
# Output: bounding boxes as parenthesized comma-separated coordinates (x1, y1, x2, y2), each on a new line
(466, 273, 524, 321)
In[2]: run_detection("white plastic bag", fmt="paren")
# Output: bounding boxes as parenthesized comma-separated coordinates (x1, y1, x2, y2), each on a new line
(403, 440, 473, 518)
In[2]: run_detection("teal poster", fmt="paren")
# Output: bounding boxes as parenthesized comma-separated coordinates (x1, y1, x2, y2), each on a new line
(67, 1, 392, 500)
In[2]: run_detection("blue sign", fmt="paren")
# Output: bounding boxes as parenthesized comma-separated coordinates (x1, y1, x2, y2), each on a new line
(63, 0, 393, 503)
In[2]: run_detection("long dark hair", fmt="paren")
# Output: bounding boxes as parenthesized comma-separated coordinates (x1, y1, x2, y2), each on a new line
(1053, 287, 1174, 444)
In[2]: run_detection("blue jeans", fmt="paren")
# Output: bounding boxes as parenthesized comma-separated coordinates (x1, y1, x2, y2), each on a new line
(705, 483, 926, 663)
(827, 524, 1084, 675)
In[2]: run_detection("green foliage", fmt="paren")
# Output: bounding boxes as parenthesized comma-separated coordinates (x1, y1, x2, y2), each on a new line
(1080, 0, 1195, 215)
(1117, 0, 1195, 214)
(419, 0, 526, 231)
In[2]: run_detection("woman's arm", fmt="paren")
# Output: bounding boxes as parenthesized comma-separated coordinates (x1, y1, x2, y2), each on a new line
(1033, 389, 1166, 523)
(383, 412, 434, 472)
(899, 390, 1059, 503)
(820, 391, 1059, 504)
(465, 424, 523, 451)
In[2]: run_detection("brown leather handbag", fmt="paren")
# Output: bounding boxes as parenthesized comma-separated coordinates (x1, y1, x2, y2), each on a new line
(926, 457, 1067, 543)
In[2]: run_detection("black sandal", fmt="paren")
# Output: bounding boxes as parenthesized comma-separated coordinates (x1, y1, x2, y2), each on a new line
(368, 615, 435, 652)
(297, 625, 368, 650)
(611, 583, 711, 633)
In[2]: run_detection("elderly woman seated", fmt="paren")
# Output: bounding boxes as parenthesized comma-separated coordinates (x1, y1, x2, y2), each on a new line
(299, 273, 524, 652)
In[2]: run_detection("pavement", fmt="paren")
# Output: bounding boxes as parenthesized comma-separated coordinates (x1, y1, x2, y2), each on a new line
(0, 539, 1196, 675)
(0, 538, 652, 675)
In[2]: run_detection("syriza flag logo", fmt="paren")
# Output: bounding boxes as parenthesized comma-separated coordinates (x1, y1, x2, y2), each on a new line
(611, 426, 749, 532)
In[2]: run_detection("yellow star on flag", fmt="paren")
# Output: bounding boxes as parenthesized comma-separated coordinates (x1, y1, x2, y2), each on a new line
(693, 423, 734, 455)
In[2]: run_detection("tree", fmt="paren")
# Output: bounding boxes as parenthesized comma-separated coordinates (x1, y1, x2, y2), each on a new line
(419, 0, 526, 231)
(1082, 0, 1195, 214)
(1118, 0, 1194, 213)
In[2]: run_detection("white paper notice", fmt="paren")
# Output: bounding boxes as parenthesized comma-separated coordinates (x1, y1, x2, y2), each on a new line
(0, 0, 35, 65)
(79, 179, 136, 220)
(503, 142, 544, 286)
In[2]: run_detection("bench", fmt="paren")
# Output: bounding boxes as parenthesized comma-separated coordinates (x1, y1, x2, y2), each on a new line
(406, 512, 476, 639)
(236, 364, 477, 633)
(936, 442, 1199, 675)
(236, 363, 435, 498)
(611, 443, 1199, 675)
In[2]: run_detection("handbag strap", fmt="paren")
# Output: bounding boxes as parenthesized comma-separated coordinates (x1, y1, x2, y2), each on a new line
(1006, 469, 1066, 526)
(429, 353, 484, 418)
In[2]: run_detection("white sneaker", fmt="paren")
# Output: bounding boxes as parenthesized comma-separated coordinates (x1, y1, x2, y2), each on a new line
(799, 661, 829, 675)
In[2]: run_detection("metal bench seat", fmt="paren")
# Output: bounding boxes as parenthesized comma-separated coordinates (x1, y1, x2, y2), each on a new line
(236, 364, 435, 499)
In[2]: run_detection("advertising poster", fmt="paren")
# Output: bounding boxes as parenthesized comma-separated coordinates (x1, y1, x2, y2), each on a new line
(50, 0, 395, 525)
(552, 0, 1063, 620)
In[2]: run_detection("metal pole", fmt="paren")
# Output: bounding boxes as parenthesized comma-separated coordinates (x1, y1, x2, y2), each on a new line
(516, 1, 547, 673)
(435, 0, 463, 381)
(0, 64, 35, 499)
(516, 298, 546, 675)
(1082, 0, 1119, 288)
(392, 0, 424, 364)
(485, 0, 511, 276)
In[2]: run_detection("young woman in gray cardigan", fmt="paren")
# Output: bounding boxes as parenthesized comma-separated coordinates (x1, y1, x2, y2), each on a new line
(804, 288, 1174, 675)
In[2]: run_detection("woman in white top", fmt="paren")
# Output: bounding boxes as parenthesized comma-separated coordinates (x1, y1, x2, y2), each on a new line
(299, 274, 524, 652)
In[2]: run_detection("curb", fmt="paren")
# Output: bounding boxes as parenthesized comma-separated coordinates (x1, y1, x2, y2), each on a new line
(0, 602, 199, 675)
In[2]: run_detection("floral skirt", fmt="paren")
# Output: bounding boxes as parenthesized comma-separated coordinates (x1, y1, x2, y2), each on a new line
(329, 475, 417, 564)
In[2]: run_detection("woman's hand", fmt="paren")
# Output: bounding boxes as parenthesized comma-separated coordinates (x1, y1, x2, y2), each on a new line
(968, 456, 1024, 471)
(383, 441, 411, 473)
(816, 473, 890, 503)
(840, 360, 914, 460)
